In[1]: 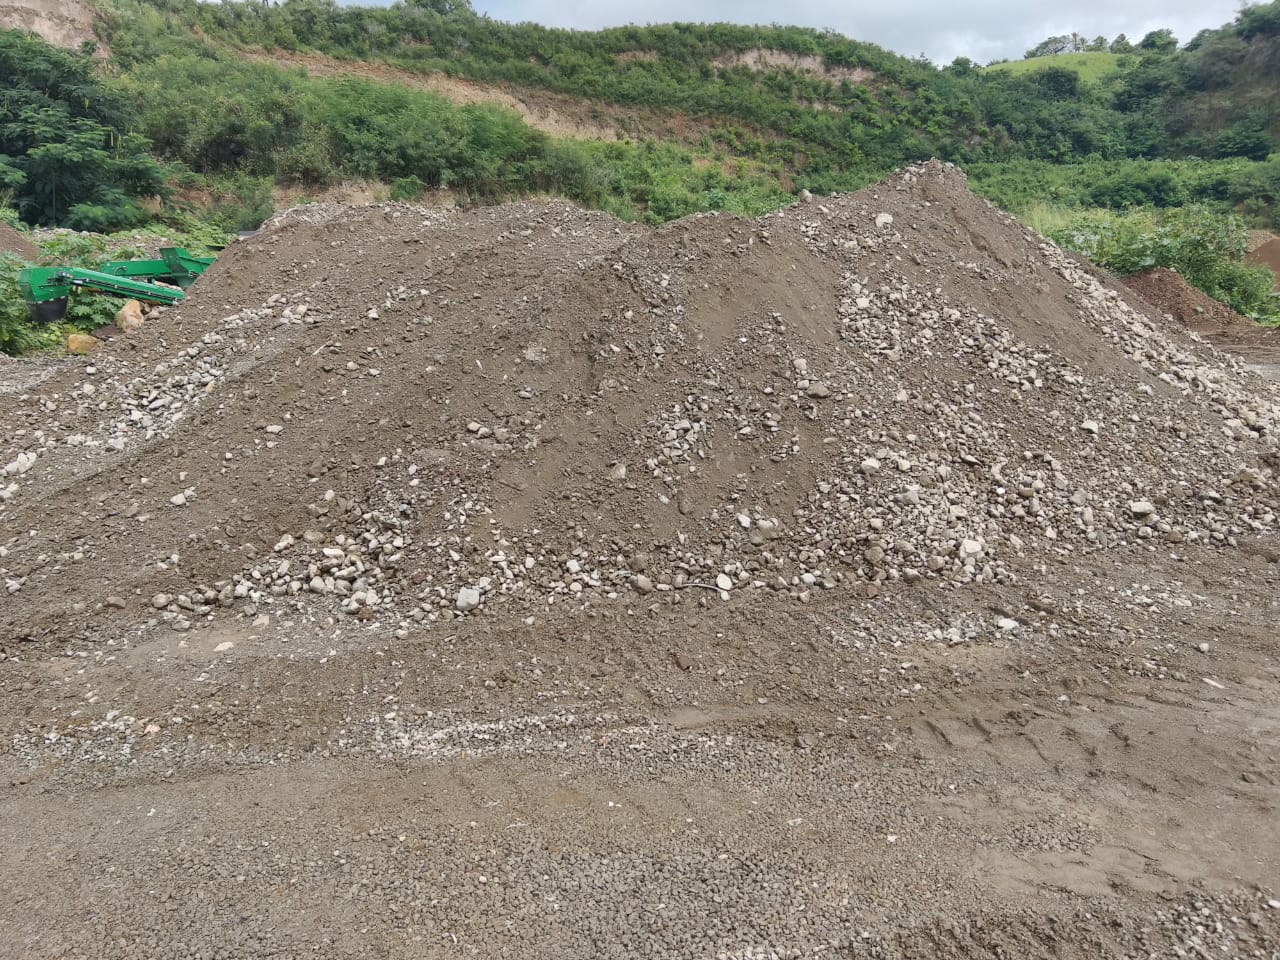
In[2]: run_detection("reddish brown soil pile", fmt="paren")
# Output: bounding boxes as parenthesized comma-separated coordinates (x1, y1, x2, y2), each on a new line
(1248, 236, 1280, 292)
(0, 221, 39, 261)
(1123, 266, 1280, 386)
(1123, 267, 1250, 334)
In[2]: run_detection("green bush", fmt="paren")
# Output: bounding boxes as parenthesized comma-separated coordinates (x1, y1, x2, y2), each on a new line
(0, 253, 54, 355)
(1089, 167, 1189, 208)
(390, 176, 426, 201)
(0, 31, 167, 228)
(208, 175, 275, 233)
(1050, 205, 1280, 320)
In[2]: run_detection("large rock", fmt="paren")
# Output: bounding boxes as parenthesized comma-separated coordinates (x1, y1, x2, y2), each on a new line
(66, 333, 99, 354)
(455, 586, 481, 612)
(116, 300, 145, 332)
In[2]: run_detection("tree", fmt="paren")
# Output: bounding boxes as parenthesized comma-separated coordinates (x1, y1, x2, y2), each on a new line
(1215, 119, 1273, 160)
(0, 31, 165, 227)
(1237, 2, 1280, 40)
(1035, 66, 1081, 100)
(1137, 29, 1178, 54)
(1110, 34, 1134, 53)
(406, 0, 475, 15)
(1025, 35, 1072, 58)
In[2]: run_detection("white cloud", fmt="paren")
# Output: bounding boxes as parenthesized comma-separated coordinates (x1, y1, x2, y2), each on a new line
(472, 0, 1243, 64)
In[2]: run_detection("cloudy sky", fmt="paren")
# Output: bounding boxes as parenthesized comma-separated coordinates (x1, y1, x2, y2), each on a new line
(469, 0, 1243, 64)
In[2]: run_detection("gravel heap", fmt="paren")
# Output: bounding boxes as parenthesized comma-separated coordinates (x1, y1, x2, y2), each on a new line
(1, 161, 1277, 642)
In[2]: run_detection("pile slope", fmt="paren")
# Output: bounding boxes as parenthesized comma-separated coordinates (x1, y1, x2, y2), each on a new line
(1, 161, 1277, 645)
(0, 221, 39, 261)
(2, 161, 1280, 960)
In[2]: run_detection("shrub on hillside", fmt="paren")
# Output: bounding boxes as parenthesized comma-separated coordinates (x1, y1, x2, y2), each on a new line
(1051, 205, 1279, 320)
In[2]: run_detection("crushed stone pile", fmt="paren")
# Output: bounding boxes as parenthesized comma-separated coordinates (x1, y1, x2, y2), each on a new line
(1, 161, 1278, 643)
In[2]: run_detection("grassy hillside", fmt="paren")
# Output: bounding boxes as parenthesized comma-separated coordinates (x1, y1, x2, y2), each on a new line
(985, 52, 1127, 85)
(2, 0, 1280, 355)
(4, 0, 1280, 231)
(1116, 6, 1280, 158)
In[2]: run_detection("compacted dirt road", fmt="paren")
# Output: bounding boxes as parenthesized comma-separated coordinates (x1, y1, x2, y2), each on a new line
(3, 548, 1279, 959)
(1, 164, 1278, 958)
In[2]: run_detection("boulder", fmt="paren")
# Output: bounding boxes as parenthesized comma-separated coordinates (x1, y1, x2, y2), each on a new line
(116, 300, 145, 332)
(66, 333, 99, 354)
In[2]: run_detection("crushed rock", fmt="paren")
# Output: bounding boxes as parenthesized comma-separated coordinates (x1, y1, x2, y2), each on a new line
(0, 161, 1277, 644)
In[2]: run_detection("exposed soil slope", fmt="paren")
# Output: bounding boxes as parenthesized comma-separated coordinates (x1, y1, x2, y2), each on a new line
(0, 222, 39, 261)
(245, 48, 626, 142)
(1125, 266, 1280, 382)
(1248, 235, 1280, 292)
(0, 0, 101, 53)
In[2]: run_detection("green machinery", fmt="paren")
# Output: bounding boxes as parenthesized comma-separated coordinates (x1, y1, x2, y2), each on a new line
(18, 247, 216, 324)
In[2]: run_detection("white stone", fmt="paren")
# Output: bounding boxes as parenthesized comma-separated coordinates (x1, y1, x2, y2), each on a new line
(456, 586, 481, 612)
(715, 573, 734, 592)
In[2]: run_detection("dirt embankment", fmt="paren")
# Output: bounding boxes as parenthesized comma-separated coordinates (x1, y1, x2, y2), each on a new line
(245, 48, 623, 142)
(0, 222, 39, 261)
(0, 163, 1277, 959)
(1247, 233, 1280, 292)
(713, 47, 875, 84)
(0, 0, 103, 54)
(1125, 265, 1280, 381)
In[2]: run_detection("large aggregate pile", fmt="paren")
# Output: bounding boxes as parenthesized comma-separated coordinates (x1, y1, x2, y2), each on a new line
(1, 161, 1278, 643)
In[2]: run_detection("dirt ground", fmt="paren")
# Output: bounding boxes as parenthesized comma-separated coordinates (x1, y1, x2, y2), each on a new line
(1, 164, 1278, 959)
(0, 222, 40, 262)
(1248, 235, 1280, 294)
(1125, 266, 1280, 383)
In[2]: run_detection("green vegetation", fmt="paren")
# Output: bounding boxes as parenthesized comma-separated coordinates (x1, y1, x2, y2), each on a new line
(0, 31, 165, 229)
(969, 157, 1280, 228)
(112, 49, 794, 223)
(0, 253, 59, 354)
(985, 52, 1126, 85)
(4, 0, 1280, 353)
(1049, 206, 1280, 323)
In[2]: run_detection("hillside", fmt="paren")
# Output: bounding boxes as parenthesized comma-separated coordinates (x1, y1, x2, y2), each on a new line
(3, 0, 1280, 213)
(984, 51, 1126, 85)
(1, 0, 1280, 354)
